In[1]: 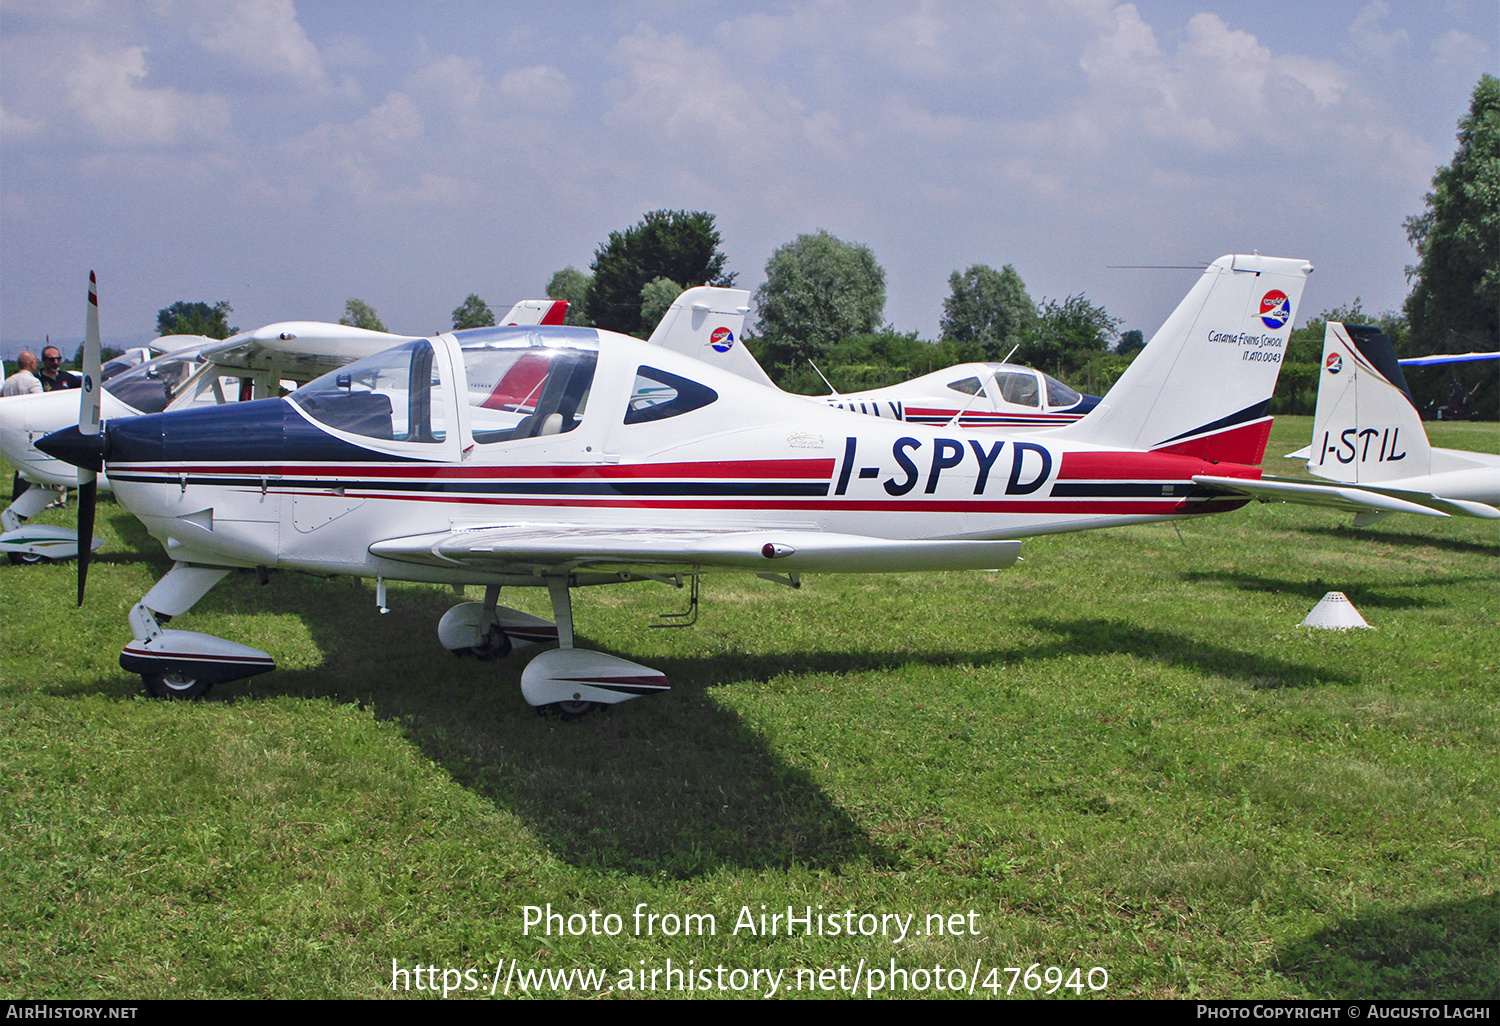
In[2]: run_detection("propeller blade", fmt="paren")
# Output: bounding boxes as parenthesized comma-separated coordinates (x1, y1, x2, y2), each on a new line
(77, 470, 96, 606)
(77, 271, 103, 605)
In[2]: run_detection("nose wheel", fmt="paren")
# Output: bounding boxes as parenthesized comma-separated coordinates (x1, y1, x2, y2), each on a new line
(143, 671, 212, 700)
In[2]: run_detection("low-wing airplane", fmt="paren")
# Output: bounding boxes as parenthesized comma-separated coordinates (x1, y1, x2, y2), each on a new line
(41, 254, 1312, 714)
(642, 289, 1100, 430)
(0, 300, 566, 563)
(1195, 322, 1500, 524)
(820, 363, 1099, 429)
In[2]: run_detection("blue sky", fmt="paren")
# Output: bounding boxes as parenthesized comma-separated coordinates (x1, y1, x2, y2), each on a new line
(1, 1, 1494, 357)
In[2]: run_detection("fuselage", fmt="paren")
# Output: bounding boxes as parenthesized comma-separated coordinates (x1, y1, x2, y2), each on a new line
(94, 327, 1257, 585)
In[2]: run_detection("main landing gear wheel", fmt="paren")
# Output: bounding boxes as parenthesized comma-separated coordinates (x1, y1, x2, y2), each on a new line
(7, 552, 46, 565)
(143, 671, 213, 700)
(539, 700, 600, 721)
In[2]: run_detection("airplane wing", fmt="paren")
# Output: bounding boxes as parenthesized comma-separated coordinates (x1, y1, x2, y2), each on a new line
(370, 526, 1022, 576)
(1397, 351, 1500, 366)
(202, 321, 419, 383)
(1193, 474, 1500, 520)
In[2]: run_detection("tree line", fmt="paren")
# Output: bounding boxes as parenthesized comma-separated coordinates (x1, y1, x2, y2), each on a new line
(146, 75, 1495, 417)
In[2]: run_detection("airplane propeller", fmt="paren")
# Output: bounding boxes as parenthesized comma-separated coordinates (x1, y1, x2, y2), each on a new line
(76, 271, 103, 605)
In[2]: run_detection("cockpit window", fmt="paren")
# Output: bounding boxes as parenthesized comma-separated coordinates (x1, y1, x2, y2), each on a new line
(993, 370, 1040, 408)
(103, 351, 209, 414)
(624, 367, 717, 424)
(462, 344, 595, 443)
(946, 376, 984, 396)
(1043, 373, 1082, 408)
(291, 340, 448, 443)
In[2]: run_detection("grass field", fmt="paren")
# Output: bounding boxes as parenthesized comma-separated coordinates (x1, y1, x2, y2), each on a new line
(2, 416, 1496, 1000)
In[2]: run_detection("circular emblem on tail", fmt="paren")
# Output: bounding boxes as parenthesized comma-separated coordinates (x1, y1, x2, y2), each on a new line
(1259, 290, 1290, 330)
(710, 327, 734, 353)
(1325, 353, 1342, 374)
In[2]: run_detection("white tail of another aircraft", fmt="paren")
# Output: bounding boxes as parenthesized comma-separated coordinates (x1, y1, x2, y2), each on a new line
(1054, 254, 1313, 465)
(1308, 322, 1432, 483)
(500, 299, 568, 326)
(645, 286, 771, 388)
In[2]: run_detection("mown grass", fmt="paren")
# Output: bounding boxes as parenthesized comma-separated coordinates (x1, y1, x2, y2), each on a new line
(1, 417, 1496, 999)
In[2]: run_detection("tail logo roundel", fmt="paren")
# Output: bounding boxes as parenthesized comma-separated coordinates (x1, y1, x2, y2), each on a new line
(1259, 290, 1290, 330)
(710, 327, 735, 353)
(1325, 353, 1342, 374)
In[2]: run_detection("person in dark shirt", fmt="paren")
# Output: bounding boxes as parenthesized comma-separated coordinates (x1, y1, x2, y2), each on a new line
(38, 346, 80, 391)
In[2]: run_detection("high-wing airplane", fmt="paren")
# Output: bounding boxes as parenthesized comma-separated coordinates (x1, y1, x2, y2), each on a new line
(0, 301, 567, 563)
(41, 254, 1312, 714)
(1195, 322, 1500, 524)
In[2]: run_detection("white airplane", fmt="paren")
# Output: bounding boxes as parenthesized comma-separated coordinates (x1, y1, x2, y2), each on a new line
(40, 254, 1311, 714)
(640, 290, 1100, 430)
(1195, 322, 1500, 524)
(819, 363, 1099, 430)
(0, 300, 569, 563)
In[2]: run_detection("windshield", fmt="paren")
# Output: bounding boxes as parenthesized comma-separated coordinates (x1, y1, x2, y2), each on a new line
(292, 339, 448, 443)
(1042, 373, 1082, 408)
(103, 349, 211, 414)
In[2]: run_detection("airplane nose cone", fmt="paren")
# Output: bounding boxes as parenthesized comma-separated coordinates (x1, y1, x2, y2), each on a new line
(36, 425, 107, 472)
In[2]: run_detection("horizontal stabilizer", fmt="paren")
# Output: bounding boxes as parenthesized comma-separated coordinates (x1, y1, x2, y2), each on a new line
(1194, 474, 1500, 519)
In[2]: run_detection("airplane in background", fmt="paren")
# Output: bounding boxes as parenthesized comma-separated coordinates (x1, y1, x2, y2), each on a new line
(40, 254, 1311, 714)
(642, 289, 1101, 431)
(819, 363, 1099, 430)
(0, 300, 568, 563)
(1195, 322, 1500, 525)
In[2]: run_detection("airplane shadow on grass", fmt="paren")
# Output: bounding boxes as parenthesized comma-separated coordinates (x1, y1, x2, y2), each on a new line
(50, 545, 1359, 875)
(1175, 569, 1462, 610)
(1299, 524, 1500, 559)
(1275, 894, 1500, 999)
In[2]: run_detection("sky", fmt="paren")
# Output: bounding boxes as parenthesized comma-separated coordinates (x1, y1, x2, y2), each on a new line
(1, 0, 1494, 358)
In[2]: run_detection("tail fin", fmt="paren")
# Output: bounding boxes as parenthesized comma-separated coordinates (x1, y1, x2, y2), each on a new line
(1054, 254, 1312, 464)
(645, 286, 774, 388)
(1308, 322, 1431, 482)
(500, 299, 569, 326)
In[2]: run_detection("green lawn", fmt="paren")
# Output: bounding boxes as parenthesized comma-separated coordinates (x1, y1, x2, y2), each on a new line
(2, 417, 1496, 999)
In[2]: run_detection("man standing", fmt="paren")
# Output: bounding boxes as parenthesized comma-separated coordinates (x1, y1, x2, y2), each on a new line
(38, 345, 80, 391)
(1, 351, 43, 396)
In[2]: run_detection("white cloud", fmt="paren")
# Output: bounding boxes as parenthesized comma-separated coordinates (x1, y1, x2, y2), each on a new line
(1430, 29, 1489, 68)
(182, 0, 328, 91)
(1, 104, 45, 140)
(1078, 6, 1348, 152)
(498, 65, 573, 110)
(1349, 2, 1409, 61)
(607, 24, 837, 166)
(63, 44, 230, 146)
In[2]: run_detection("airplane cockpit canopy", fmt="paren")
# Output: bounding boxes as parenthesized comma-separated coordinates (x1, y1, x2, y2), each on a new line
(459, 332, 596, 444)
(290, 330, 600, 446)
(103, 346, 214, 415)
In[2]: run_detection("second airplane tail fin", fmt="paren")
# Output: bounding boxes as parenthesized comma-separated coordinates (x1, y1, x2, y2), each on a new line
(1053, 254, 1313, 465)
(645, 287, 773, 388)
(1308, 322, 1432, 483)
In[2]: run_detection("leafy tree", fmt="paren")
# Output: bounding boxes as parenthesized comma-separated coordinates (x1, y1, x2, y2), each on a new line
(939, 264, 1035, 360)
(639, 277, 683, 331)
(1019, 294, 1119, 377)
(451, 294, 495, 330)
(156, 300, 236, 339)
(754, 230, 886, 369)
(1116, 329, 1145, 356)
(587, 210, 734, 337)
(1404, 75, 1499, 356)
(339, 298, 386, 332)
(547, 267, 592, 326)
(1402, 74, 1498, 419)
